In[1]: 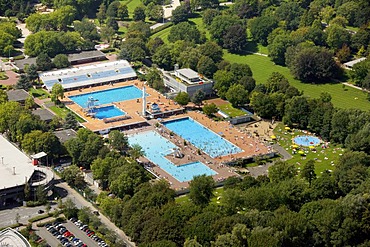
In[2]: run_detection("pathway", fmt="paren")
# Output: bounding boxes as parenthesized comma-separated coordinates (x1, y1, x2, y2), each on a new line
(163, 0, 181, 19)
(0, 70, 18, 86)
(342, 82, 370, 93)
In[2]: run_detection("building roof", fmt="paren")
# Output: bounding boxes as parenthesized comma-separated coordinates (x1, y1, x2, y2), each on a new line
(39, 60, 137, 91)
(176, 68, 199, 79)
(0, 228, 31, 247)
(67, 50, 106, 63)
(13, 50, 106, 71)
(13, 58, 37, 71)
(344, 57, 367, 68)
(0, 135, 36, 189)
(53, 129, 77, 143)
(32, 108, 55, 121)
(6, 89, 29, 102)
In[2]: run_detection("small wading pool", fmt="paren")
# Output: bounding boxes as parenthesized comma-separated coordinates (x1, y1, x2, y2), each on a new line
(293, 135, 321, 147)
(92, 105, 125, 119)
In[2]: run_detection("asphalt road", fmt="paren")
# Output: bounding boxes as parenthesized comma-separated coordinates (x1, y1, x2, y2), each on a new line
(64, 221, 99, 247)
(36, 227, 61, 247)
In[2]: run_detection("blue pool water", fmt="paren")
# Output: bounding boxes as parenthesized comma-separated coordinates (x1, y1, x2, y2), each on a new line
(69, 86, 146, 107)
(128, 131, 217, 182)
(163, 118, 242, 158)
(93, 105, 125, 119)
(293, 135, 321, 147)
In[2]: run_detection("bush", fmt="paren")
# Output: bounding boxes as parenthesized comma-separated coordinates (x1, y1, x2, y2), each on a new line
(13, 55, 25, 60)
(150, 22, 173, 35)
(28, 213, 52, 223)
(26, 201, 45, 207)
(100, 47, 116, 53)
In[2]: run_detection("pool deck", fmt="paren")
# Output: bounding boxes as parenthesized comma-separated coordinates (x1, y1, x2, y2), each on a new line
(62, 79, 274, 190)
(62, 80, 184, 132)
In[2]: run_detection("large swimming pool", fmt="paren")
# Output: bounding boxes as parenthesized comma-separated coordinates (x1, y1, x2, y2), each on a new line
(163, 118, 242, 158)
(69, 85, 146, 107)
(92, 105, 125, 119)
(128, 131, 217, 182)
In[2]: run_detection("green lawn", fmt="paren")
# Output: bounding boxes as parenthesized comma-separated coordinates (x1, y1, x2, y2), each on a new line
(0, 71, 8, 80)
(273, 123, 344, 176)
(49, 105, 85, 123)
(223, 51, 370, 111)
(175, 187, 224, 204)
(151, 26, 171, 43)
(29, 88, 50, 99)
(189, 17, 211, 40)
(218, 103, 246, 117)
(121, 0, 143, 18)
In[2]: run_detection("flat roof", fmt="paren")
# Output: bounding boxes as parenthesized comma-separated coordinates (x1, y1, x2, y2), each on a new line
(39, 60, 137, 91)
(13, 58, 37, 71)
(0, 228, 31, 247)
(0, 135, 35, 189)
(6, 89, 29, 102)
(68, 50, 106, 63)
(176, 68, 199, 79)
(54, 129, 77, 143)
(344, 57, 367, 67)
(32, 108, 55, 121)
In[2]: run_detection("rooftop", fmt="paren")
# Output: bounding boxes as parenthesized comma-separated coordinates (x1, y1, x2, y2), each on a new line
(39, 60, 137, 91)
(344, 57, 367, 68)
(67, 50, 106, 63)
(0, 135, 35, 189)
(0, 228, 31, 247)
(54, 129, 77, 143)
(6, 89, 29, 102)
(176, 68, 199, 79)
(32, 108, 55, 121)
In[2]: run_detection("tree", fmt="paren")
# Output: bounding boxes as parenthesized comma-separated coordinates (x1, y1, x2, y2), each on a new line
(15, 213, 20, 224)
(202, 103, 218, 116)
(275, 2, 304, 30)
(209, 15, 242, 47)
(191, 0, 219, 10)
(146, 68, 165, 92)
(51, 83, 64, 104)
(226, 84, 248, 107)
(152, 44, 173, 70)
(36, 185, 46, 203)
(223, 24, 247, 53)
(63, 198, 78, 219)
(191, 89, 205, 107)
(64, 112, 78, 130)
(238, 76, 256, 93)
(106, 17, 119, 31)
(96, 3, 106, 24)
(189, 175, 215, 206)
(268, 161, 297, 183)
(22, 130, 62, 159)
(53, 54, 70, 69)
(196, 56, 217, 78)
(117, 4, 129, 20)
(326, 24, 351, 50)
(197, 41, 223, 63)
(100, 26, 115, 43)
(61, 165, 85, 188)
(301, 160, 316, 184)
(249, 16, 278, 46)
(24, 96, 35, 110)
(16, 74, 32, 90)
(119, 38, 146, 61)
(147, 37, 164, 55)
(133, 6, 146, 21)
(25, 64, 39, 82)
(172, 5, 189, 24)
(106, 1, 120, 18)
(36, 53, 53, 71)
(73, 18, 100, 41)
(128, 144, 145, 159)
(174, 92, 190, 106)
(213, 70, 234, 98)
(109, 130, 128, 153)
(24, 182, 31, 201)
(202, 9, 220, 26)
(146, 3, 163, 21)
(283, 96, 310, 129)
(168, 22, 203, 44)
(268, 34, 293, 65)
(286, 45, 340, 83)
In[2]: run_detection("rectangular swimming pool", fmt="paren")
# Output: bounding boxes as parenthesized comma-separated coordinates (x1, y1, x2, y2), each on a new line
(69, 85, 146, 107)
(128, 131, 217, 182)
(92, 105, 125, 119)
(163, 117, 242, 158)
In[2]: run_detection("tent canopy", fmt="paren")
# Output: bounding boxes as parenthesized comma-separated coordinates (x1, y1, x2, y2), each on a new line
(31, 152, 47, 159)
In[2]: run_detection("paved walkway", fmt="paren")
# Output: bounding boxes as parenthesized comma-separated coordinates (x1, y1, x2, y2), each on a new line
(0, 70, 18, 86)
(342, 82, 370, 93)
(163, 0, 180, 19)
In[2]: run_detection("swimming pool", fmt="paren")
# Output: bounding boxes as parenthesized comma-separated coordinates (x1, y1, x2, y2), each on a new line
(128, 131, 217, 182)
(92, 105, 125, 119)
(293, 135, 321, 147)
(69, 85, 146, 107)
(163, 118, 242, 158)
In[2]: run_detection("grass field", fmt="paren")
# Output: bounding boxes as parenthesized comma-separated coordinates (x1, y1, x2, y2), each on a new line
(218, 103, 246, 117)
(223, 51, 370, 110)
(49, 105, 85, 123)
(176, 187, 224, 204)
(29, 88, 50, 99)
(0, 71, 8, 80)
(273, 123, 344, 175)
(121, 0, 143, 18)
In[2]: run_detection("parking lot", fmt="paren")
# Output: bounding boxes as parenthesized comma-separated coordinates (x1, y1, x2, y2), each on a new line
(40, 219, 108, 247)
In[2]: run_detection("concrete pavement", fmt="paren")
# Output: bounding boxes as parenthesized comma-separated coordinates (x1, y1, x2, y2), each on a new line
(55, 181, 136, 246)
